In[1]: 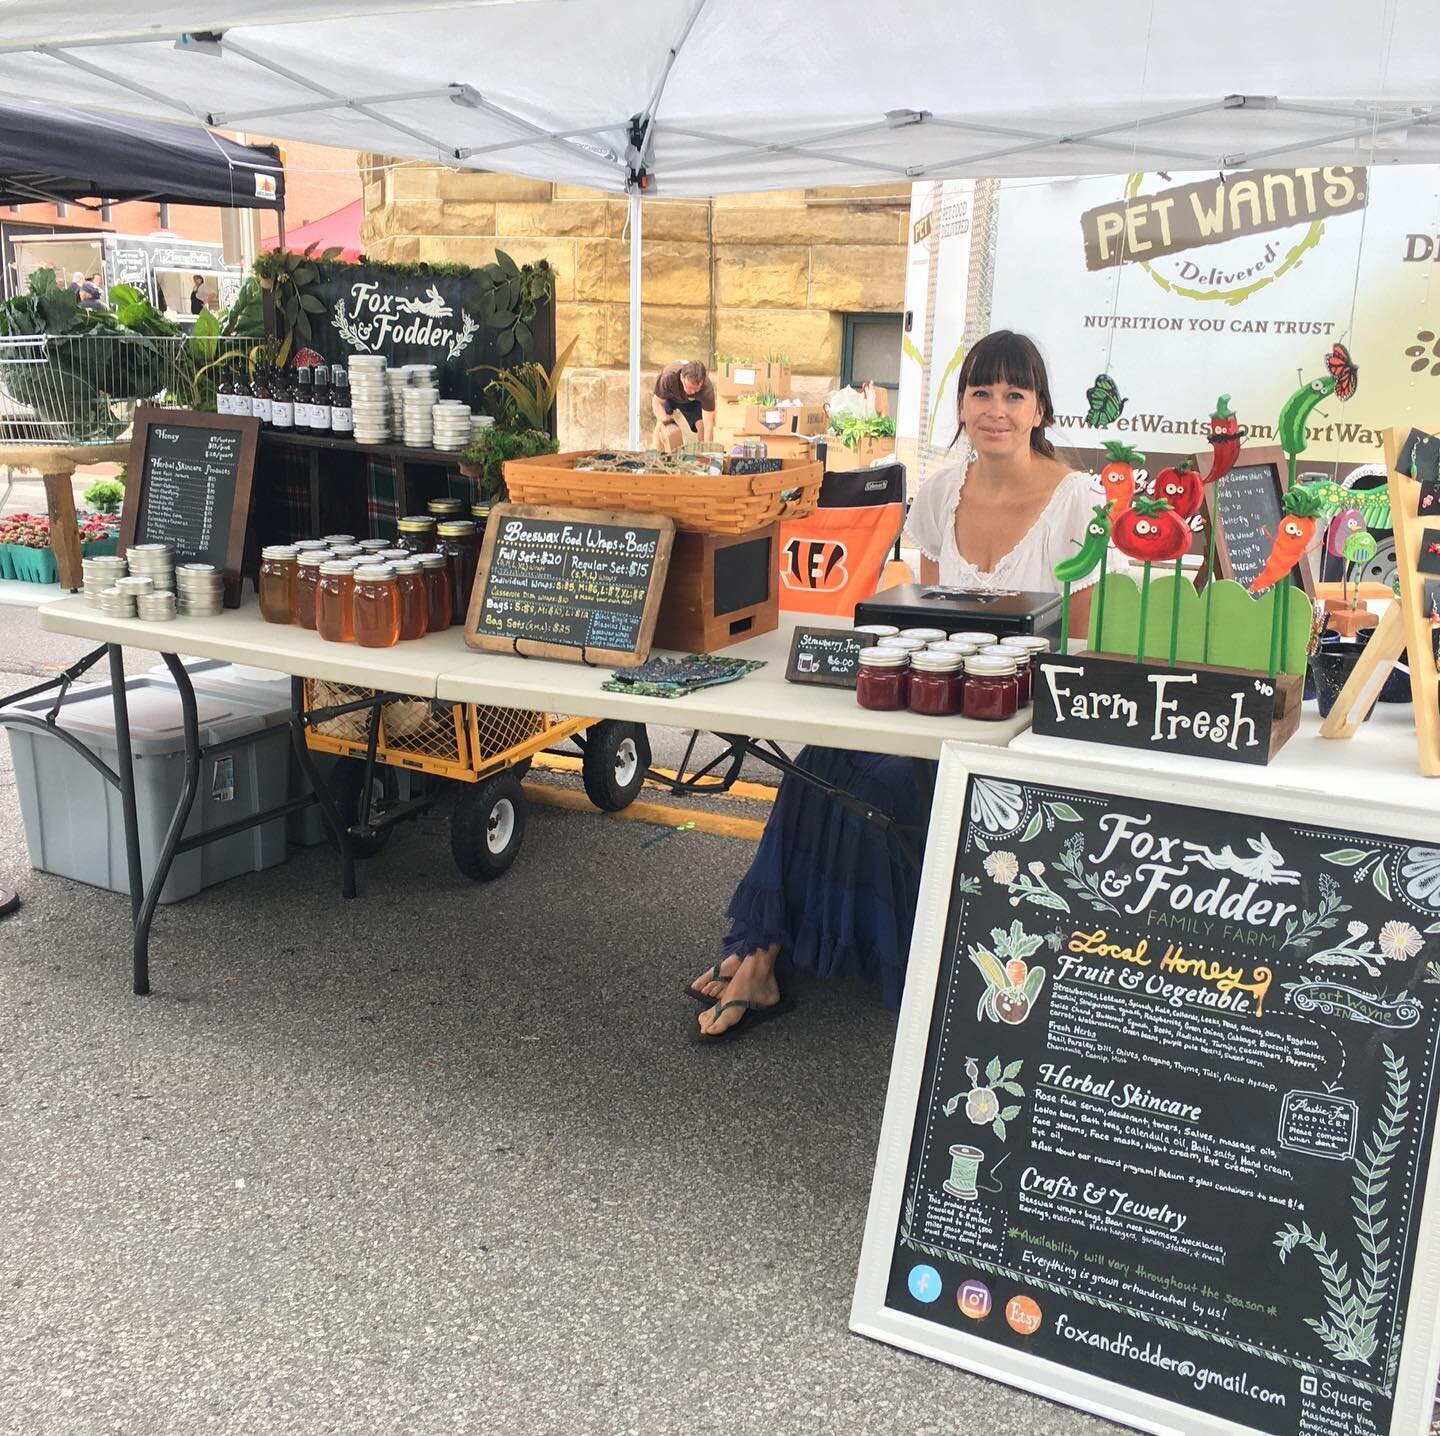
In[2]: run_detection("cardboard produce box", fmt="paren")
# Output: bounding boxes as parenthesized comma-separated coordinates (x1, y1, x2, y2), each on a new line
(714, 359, 791, 399)
(821, 435, 897, 471)
(719, 398, 828, 437)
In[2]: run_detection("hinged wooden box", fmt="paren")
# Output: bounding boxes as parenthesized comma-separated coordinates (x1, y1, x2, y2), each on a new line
(652, 524, 779, 653)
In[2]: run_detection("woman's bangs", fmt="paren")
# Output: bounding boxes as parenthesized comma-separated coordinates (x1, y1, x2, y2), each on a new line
(964, 332, 1044, 395)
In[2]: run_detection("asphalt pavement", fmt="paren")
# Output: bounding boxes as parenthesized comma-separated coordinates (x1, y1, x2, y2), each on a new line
(0, 602, 1136, 1435)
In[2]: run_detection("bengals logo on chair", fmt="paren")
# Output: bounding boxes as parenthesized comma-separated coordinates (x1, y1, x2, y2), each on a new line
(782, 536, 849, 592)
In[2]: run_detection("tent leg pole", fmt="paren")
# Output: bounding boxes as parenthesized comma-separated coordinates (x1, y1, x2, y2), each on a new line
(627, 191, 642, 449)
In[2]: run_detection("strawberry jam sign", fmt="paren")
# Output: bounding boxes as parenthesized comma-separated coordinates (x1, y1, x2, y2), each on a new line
(303, 261, 555, 410)
(853, 746, 1440, 1436)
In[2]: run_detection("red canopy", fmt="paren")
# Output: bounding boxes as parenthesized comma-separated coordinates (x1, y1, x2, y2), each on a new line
(263, 198, 361, 262)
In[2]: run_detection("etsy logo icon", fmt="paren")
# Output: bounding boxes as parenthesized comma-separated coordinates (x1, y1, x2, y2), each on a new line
(1006, 1295, 1043, 1335)
(957, 1279, 992, 1320)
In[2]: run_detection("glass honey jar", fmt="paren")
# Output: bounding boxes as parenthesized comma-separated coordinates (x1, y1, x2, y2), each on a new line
(396, 515, 437, 555)
(436, 519, 479, 626)
(427, 497, 463, 521)
(293, 549, 327, 629)
(417, 552, 453, 631)
(392, 557, 429, 641)
(352, 563, 401, 648)
(257, 544, 299, 624)
(316, 560, 356, 643)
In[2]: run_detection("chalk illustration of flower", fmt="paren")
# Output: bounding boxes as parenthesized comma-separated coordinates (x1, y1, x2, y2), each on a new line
(943, 1055, 1024, 1141)
(984, 850, 1019, 884)
(1348, 920, 1369, 939)
(1028, 860, 1045, 876)
(966, 1087, 1000, 1124)
(1400, 847, 1440, 910)
(970, 778, 1026, 836)
(1378, 921, 1423, 961)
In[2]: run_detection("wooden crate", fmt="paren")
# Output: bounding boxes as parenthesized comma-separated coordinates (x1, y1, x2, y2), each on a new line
(503, 450, 822, 535)
(822, 435, 897, 471)
(653, 524, 780, 653)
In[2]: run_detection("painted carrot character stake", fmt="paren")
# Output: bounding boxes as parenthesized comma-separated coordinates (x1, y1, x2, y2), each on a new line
(1250, 485, 1327, 677)
(1052, 504, 1111, 655)
(1113, 496, 1190, 661)
(1099, 441, 1145, 517)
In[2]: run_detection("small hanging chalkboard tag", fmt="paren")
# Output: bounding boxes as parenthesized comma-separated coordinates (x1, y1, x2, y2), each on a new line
(119, 406, 260, 608)
(1203, 445, 1314, 598)
(464, 503, 675, 667)
(786, 626, 867, 688)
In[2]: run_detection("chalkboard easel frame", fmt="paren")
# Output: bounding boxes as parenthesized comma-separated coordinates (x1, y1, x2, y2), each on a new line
(851, 743, 1440, 1436)
(119, 406, 261, 609)
(1194, 442, 1316, 600)
(464, 502, 676, 667)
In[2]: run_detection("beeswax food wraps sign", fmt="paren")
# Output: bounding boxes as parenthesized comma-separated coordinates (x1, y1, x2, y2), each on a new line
(852, 755, 1440, 1436)
(465, 503, 674, 666)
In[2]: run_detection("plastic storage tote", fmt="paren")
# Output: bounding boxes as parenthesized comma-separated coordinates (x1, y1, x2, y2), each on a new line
(1, 674, 291, 903)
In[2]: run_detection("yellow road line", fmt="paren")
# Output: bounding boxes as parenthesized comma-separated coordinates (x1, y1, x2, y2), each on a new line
(532, 750, 778, 802)
(522, 782, 766, 840)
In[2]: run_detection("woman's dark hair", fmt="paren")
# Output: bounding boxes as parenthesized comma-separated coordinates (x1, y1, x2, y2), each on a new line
(953, 330, 1057, 459)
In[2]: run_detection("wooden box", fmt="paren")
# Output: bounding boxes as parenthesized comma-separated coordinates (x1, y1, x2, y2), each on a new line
(821, 435, 897, 471)
(653, 523, 779, 652)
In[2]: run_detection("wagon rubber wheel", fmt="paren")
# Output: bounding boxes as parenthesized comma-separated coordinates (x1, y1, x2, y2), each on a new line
(450, 772, 527, 881)
(581, 721, 650, 812)
(325, 761, 399, 859)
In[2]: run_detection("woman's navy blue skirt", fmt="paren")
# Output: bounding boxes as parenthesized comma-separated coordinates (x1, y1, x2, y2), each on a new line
(722, 746, 933, 1012)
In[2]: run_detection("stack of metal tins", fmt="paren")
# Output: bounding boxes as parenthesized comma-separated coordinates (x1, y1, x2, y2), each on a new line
(82, 553, 126, 607)
(125, 542, 176, 592)
(176, 563, 224, 616)
(136, 589, 177, 622)
(432, 401, 473, 451)
(350, 354, 388, 444)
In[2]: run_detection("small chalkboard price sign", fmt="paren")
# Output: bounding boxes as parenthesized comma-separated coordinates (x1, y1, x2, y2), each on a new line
(119, 406, 260, 608)
(786, 626, 866, 688)
(464, 503, 675, 666)
(852, 746, 1440, 1436)
(1200, 444, 1316, 599)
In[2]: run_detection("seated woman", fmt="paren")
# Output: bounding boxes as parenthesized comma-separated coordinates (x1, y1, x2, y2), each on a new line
(688, 330, 1110, 1041)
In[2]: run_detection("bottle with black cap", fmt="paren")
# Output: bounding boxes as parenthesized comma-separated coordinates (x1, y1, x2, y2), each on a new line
(293, 365, 314, 431)
(329, 364, 353, 438)
(270, 367, 294, 431)
(310, 363, 332, 435)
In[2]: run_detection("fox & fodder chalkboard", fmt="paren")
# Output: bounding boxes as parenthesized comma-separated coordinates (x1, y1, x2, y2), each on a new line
(119, 406, 260, 607)
(464, 503, 675, 666)
(852, 747, 1440, 1435)
(1204, 445, 1315, 598)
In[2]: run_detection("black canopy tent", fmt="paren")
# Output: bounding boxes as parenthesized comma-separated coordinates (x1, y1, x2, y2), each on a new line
(0, 101, 284, 210)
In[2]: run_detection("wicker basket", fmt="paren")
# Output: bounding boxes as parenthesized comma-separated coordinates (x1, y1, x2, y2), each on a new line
(502, 450, 824, 534)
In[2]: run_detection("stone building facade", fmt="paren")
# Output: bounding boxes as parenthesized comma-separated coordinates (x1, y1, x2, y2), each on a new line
(358, 160, 908, 446)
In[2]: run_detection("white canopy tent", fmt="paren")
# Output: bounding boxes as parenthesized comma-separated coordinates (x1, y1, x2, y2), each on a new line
(3, 0, 1437, 441)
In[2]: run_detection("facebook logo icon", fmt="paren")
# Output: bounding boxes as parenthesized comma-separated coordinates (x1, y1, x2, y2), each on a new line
(908, 1264, 943, 1304)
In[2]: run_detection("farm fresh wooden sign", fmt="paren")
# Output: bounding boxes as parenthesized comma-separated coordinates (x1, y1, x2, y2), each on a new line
(852, 748, 1440, 1436)
(1031, 652, 1301, 765)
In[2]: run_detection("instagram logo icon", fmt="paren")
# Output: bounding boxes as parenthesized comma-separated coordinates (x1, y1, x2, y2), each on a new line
(957, 1280, 992, 1320)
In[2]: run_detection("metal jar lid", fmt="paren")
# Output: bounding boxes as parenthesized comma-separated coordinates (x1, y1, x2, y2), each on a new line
(876, 636, 927, 652)
(436, 520, 477, 538)
(854, 623, 899, 638)
(297, 550, 329, 568)
(417, 553, 448, 568)
(858, 646, 910, 668)
(928, 641, 977, 657)
(898, 627, 948, 642)
(965, 653, 1018, 676)
(321, 534, 356, 544)
(376, 549, 409, 562)
(261, 544, 300, 560)
(398, 515, 437, 531)
(981, 643, 1028, 660)
(949, 630, 999, 646)
(295, 539, 330, 551)
(1005, 635, 1051, 653)
(328, 544, 364, 557)
(471, 504, 492, 521)
(391, 557, 422, 574)
(427, 498, 463, 516)
(354, 563, 396, 581)
(910, 649, 965, 674)
(320, 560, 356, 576)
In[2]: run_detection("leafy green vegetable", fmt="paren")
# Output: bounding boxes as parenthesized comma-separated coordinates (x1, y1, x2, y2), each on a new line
(828, 411, 896, 449)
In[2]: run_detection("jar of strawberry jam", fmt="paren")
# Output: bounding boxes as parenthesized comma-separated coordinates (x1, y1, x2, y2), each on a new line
(981, 644, 1034, 705)
(907, 649, 965, 716)
(962, 653, 1019, 721)
(856, 646, 910, 711)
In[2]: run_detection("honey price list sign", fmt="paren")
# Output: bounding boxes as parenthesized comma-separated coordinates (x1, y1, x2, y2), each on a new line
(852, 750, 1440, 1435)
(465, 504, 675, 666)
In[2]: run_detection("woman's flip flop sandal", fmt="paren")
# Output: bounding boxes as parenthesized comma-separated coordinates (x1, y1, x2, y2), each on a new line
(683, 961, 732, 1003)
(692, 992, 796, 1044)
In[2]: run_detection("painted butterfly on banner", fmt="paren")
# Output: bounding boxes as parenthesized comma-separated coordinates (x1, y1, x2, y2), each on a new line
(1084, 372, 1127, 428)
(1326, 342, 1358, 402)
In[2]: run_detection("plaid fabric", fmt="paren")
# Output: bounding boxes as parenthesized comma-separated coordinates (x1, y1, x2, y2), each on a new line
(364, 456, 400, 537)
(252, 445, 312, 546)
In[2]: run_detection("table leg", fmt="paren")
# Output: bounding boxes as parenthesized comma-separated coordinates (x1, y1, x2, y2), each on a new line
(129, 654, 204, 996)
(290, 676, 356, 899)
(107, 646, 144, 934)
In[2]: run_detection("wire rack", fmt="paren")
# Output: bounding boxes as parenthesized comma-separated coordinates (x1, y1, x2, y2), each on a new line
(0, 333, 261, 445)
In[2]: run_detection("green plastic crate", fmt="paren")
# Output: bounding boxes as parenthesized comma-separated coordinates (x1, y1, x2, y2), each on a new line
(6, 544, 58, 583)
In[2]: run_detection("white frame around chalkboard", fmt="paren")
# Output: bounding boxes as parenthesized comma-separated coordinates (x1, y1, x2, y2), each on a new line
(851, 741, 1440, 1436)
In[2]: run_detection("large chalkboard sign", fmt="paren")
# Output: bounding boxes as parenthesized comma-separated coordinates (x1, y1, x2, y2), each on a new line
(301, 261, 556, 412)
(1203, 445, 1316, 598)
(464, 503, 675, 666)
(119, 406, 260, 608)
(853, 748, 1440, 1435)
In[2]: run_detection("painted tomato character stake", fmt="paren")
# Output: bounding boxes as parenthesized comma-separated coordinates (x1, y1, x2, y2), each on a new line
(1153, 458, 1204, 521)
(1112, 496, 1191, 563)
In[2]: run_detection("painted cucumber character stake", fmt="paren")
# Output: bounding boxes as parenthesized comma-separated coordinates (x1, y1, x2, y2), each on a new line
(1053, 503, 1111, 655)
(1279, 342, 1358, 490)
